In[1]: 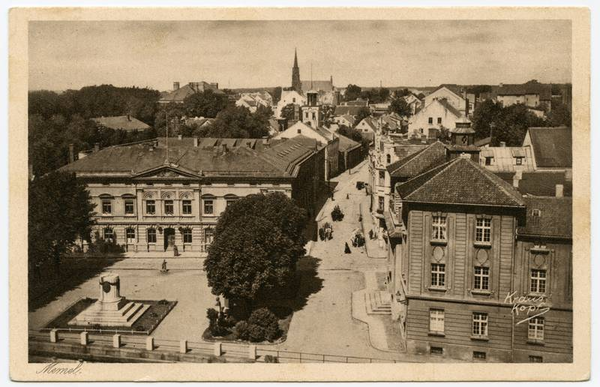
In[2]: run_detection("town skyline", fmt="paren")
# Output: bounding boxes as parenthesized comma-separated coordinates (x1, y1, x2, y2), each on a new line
(29, 19, 572, 91)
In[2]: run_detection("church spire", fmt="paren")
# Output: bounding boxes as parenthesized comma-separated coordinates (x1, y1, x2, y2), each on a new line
(291, 48, 301, 92)
(294, 48, 298, 68)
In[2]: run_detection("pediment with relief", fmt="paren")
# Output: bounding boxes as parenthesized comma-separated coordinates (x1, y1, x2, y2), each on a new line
(134, 166, 199, 179)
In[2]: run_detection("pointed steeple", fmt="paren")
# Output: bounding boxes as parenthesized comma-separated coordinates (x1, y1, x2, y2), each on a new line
(294, 48, 299, 68)
(291, 49, 301, 92)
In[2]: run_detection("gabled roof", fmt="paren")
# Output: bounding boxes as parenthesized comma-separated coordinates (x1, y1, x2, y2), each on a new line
(386, 141, 447, 179)
(526, 127, 572, 168)
(334, 105, 366, 117)
(300, 80, 334, 93)
(92, 116, 150, 131)
(396, 157, 525, 207)
(159, 82, 223, 103)
(357, 117, 377, 132)
(437, 98, 463, 119)
(474, 136, 492, 147)
(517, 196, 572, 239)
(495, 81, 552, 100)
(337, 134, 361, 153)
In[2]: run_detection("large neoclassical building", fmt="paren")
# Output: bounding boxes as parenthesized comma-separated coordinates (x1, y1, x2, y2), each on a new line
(60, 136, 326, 255)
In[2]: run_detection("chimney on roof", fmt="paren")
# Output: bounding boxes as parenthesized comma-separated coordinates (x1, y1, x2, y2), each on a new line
(178, 134, 183, 140)
(500, 141, 506, 147)
(556, 184, 564, 198)
(127, 114, 131, 121)
(173, 82, 180, 91)
(513, 170, 522, 188)
(193, 137, 199, 147)
(499, 83, 504, 88)
(69, 143, 75, 163)
(94, 143, 100, 152)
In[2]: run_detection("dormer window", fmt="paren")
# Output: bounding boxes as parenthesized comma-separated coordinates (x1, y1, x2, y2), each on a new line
(515, 157, 523, 165)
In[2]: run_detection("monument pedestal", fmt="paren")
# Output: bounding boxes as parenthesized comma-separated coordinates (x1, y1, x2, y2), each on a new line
(69, 274, 149, 327)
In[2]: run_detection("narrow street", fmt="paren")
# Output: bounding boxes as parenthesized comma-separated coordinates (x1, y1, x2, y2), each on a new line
(266, 161, 401, 360)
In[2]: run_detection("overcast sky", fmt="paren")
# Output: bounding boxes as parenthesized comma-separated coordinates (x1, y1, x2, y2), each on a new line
(29, 20, 572, 91)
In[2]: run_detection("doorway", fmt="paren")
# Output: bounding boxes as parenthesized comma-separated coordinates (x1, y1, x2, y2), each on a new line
(164, 227, 175, 251)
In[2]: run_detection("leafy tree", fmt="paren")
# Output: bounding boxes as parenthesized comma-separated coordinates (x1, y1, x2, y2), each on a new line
(471, 99, 503, 140)
(345, 84, 362, 101)
(207, 106, 270, 138)
(280, 104, 297, 121)
(205, 193, 307, 309)
(29, 172, 96, 276)
(355, 107, 371, 125)
(271, 87, 282, 105)
(183, 89, 229, 118)
(546, 102, 571, 127)
(389, 97, 411, 117)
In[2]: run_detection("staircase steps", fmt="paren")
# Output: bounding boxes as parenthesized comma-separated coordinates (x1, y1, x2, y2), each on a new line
(366, 291, 392, 315)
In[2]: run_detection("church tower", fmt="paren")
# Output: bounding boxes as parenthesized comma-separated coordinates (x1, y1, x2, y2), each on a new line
(291, 49, 301, 92)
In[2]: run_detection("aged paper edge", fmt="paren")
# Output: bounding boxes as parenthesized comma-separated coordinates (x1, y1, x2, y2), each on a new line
(8, 6, 591, 382)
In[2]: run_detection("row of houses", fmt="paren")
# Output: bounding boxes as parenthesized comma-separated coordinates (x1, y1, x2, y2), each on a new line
(367, 117, 573, 362)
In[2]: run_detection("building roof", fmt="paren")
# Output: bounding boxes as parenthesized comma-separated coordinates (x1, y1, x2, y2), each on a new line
(337, 134, 362, 153)
(357, 117, 378, 132)
(494, 171, 574, 197)
(92, 116, 150, 131)
(517, 196, 572, 239)
(301, 80, 334, 93)
(396, 157, 525, 207)
(479, 146, 535, 172)
(526, 127, 572, 168)
(474, 136, 492, 147)
(387, 141, 447, 179)
(334, 105, 366, 117)
(494, 81, 552, 100)
(159, 82, 223, 103)
(437, 98, 463, 118)
(59, 136, 317, 179)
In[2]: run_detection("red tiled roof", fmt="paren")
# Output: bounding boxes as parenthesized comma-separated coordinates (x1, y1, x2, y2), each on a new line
(396, 157, 525, 207)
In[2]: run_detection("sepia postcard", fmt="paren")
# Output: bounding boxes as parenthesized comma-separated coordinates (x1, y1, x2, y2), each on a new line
(9, 6, 590, 382)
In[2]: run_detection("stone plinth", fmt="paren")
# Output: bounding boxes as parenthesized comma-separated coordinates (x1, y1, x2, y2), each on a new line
(69, 273, 149, 327)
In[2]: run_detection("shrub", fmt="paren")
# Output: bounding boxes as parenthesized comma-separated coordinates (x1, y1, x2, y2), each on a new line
(233, 321, 250, 341)
(264, 355, 279, 363)
(247, 308, 280, 342)
(331, 205, 345, 221)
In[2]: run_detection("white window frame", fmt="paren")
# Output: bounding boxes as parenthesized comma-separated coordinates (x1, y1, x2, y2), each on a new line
(431, 263, 446, 288)
(102, 200, 112, 215)
(124, 199, 135, 215)
(103, 227, 115, 242)
(164, 200, 174, 215)
(431, 216, 447, 242)
(429, 309, 445, 334)
(147, 228, 157, 244)
(203, 199, 214, 215)
(126, 228, 136, 244)
(183, 228, 193, 244)
(145, 200, 156, 215)
(530, 269, 547, 294)
(528, 317, 545, 341)
(472, 312, 488, 338)
(474, 266, 490, 291)
(182, 200, 192, 215)
(475, 218, 492, 244)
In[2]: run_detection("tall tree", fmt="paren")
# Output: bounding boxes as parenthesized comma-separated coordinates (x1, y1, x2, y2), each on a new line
(29, 172, 96, 276)
(207, 106, 270, 138)
(183, 89, 229, 118)
(345, 84, 362, 102)
(205, 193, 307, 311)
(389, 97, 411, 117)
(355, 107, 371, 125)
